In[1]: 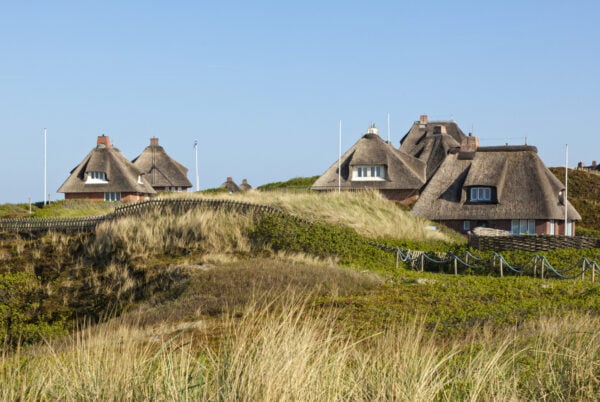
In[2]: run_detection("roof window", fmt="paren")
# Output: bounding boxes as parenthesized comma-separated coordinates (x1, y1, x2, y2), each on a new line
(86, 171, 108, 184)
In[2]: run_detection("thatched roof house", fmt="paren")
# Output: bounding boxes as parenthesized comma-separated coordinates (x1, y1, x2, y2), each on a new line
(311, 124, 426, 203)
(57, 135, 156, 202)
(220, 177, 241, 193)
(411, 137, 581, 236)
(131, 137, 193, 192)
(239, 179, 253, 191)
(399, 115, 467, 180)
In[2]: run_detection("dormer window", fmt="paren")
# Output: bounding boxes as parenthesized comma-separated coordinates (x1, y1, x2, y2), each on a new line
(86, 171, 108, 184)
(352, 165, 385, 181)
(469, 187, 492, 202)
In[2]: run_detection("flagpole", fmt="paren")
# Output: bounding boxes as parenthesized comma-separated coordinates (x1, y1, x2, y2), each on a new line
(194, 140, 199, 192)
(44, 128, 47, 205)
(565, 144, 568, 236)
(338, 120, 342, 192)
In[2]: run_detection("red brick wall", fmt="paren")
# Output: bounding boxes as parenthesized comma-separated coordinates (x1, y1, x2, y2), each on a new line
(439, 219, 572, 236)
(64, 192, 150, 202)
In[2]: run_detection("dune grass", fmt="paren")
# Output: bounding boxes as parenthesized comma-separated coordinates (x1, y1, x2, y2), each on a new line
(162, 189, 464, 244)
(1, 298, 598, 401)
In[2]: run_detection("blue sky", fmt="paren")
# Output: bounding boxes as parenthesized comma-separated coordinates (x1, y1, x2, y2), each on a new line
(1, 1, 599, 204)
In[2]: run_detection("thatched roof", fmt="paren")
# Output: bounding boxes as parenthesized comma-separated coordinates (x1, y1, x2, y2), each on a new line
(411, 145, 581, 221)
(220, 177, 241, 193)
(131, 138, 193, 189)
(311, 126, 426, 191)
(239, 179, 253, 191)
(57, 136, 156, 195)
(399, 115, 467, 180)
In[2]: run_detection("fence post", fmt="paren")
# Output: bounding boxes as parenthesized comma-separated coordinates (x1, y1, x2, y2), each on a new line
(453, 256, 458, 275)
(541, 258, 545, 280)
(420, 253, 424, 272)
(582, 260, 586, 281)
(395, 249, 400, 270)
(533, 257, 537, 278)
(500, 257, 503, 277)
(593, 264, 596, 283)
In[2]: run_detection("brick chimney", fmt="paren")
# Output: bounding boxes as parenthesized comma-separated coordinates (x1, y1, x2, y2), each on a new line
(97, 135, 111, 148)
(577, 162, 584, 169)
(458, 136, 479, 160)
(593, 161, 597, 168)
(419, 115, 428, 124)
(227, 177, 233, 183)
(150, 137, 159, 146)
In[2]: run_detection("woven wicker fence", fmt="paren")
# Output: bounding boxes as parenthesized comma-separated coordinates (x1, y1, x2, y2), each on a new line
(469, 234, 600, 252)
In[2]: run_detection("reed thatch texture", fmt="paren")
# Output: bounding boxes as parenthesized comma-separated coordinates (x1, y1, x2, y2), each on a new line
(311, 131, 426, 194)
(399, 118, 467, 180)
(57, 137, 156, 196)
(411, 145, 581, 221)
(131, 138, 193, 190)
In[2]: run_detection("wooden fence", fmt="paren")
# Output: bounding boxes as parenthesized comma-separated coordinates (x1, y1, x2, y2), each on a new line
(469, 234, 600, 251)
(0, 199, 293, 234)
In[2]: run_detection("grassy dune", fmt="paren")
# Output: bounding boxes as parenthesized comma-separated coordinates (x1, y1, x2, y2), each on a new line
(166, 189, 463, 244)
(1, 187, 599, 400)
(1, 299, 598, 401)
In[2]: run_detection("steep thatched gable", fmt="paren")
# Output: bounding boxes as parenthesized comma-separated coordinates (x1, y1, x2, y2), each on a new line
(399, 115, 467, 180)
(131, 138, 193, 190)
(57, 135, 156, 196)
(311, 125, 426, 194)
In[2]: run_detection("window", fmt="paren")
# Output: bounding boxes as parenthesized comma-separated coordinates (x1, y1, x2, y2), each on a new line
(104, 192, 121, 202)
(470, 187, 491, 202)
(549, 219, 555, 235)
(86, 171, 108, 184)
(352, 165, 385, 181)
(566, 220, 573, 237)
(463, 221, 470, 231)
(511, 219, 536, 235)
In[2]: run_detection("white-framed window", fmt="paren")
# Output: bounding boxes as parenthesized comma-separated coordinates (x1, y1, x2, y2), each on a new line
(463, 221, 470, 231)
(104, 192, 121, 202)
(86, 171, 108, 184)
(549, 219, 555, 235)
(511, 219, 536, 235)
(470, 187, 491, 202)
(352, 165, 385, 181)
(566, 220, 573, 237)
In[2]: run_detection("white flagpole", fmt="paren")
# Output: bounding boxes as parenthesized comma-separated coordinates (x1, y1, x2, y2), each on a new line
(194, 140, 199, 192)
(565, 144, 568, 236)
(44, 128, 47, 205)
(338, 120, 342, 192)
(387, 112, 390, 143)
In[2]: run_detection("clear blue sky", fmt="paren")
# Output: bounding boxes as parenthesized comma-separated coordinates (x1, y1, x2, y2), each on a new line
(1, 1, 598, 204)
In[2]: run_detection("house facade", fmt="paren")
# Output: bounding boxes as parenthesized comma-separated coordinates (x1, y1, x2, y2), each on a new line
(131, 137, 193, 192)
(57, 135, 156, 202)
(311, 124, 426, 203)
(411, 137, 581, 236)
